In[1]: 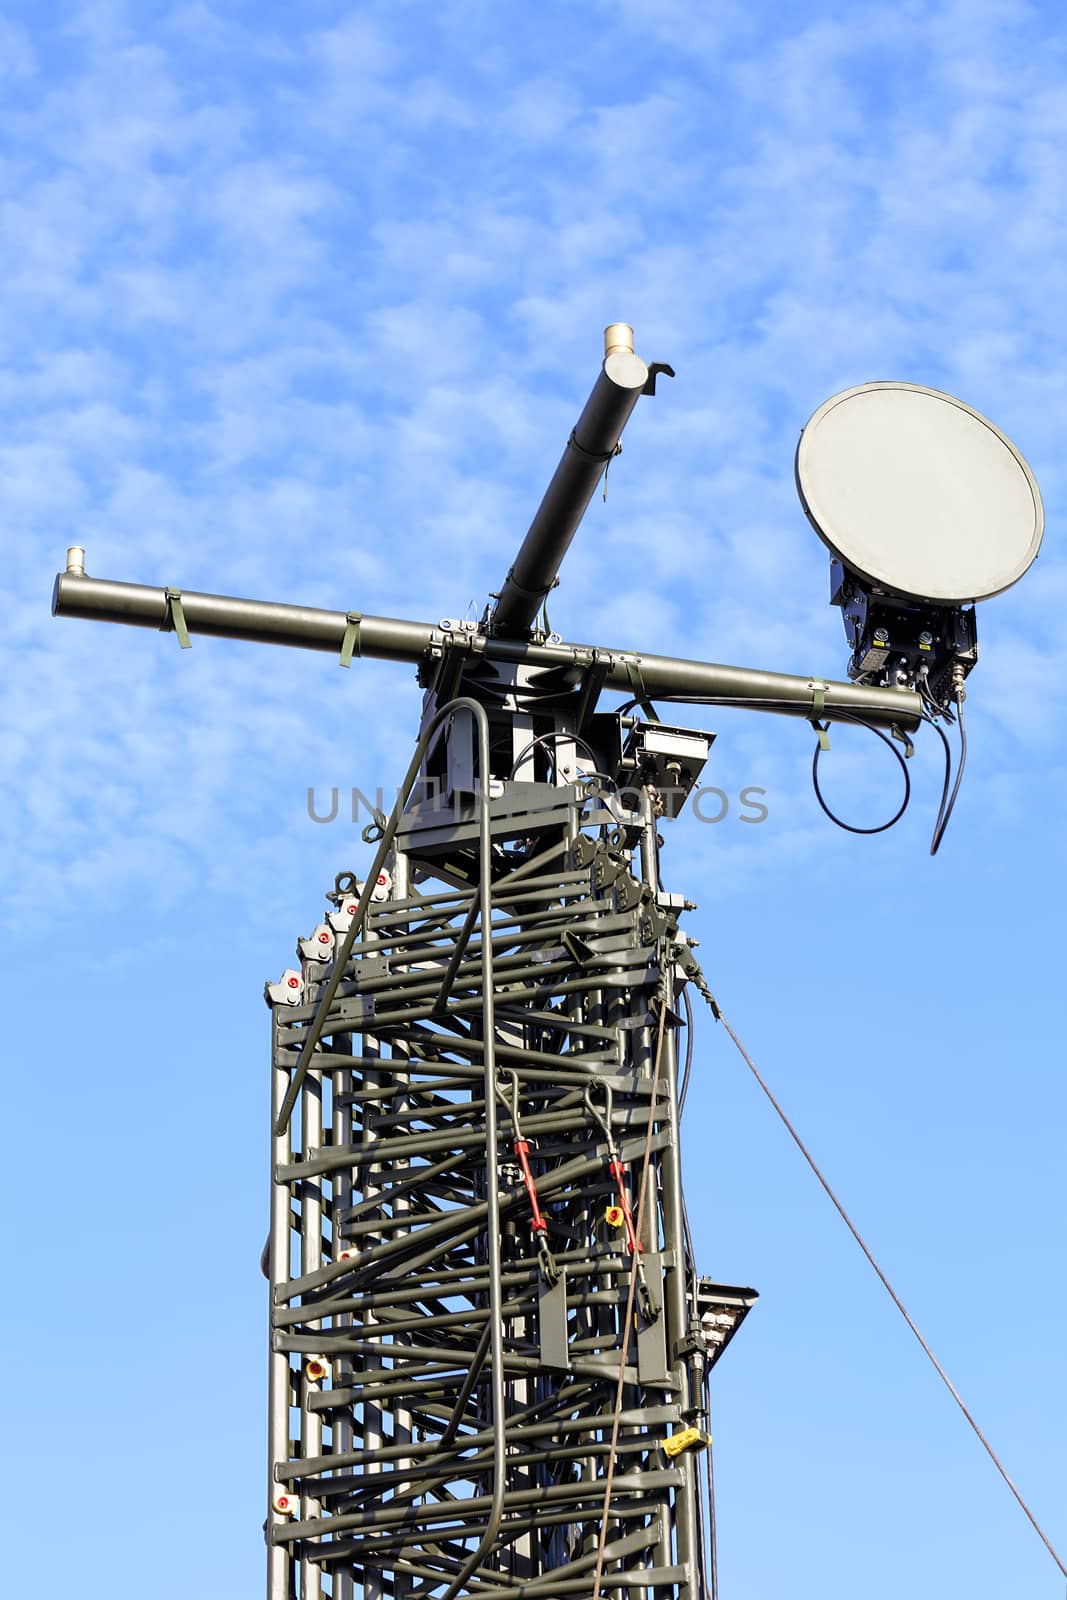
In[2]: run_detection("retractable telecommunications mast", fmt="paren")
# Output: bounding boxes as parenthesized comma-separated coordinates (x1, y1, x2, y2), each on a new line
(52, 326, 1042, 1600)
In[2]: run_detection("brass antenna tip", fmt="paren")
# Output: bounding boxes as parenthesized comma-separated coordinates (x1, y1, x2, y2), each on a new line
(604, 323, 634, 357)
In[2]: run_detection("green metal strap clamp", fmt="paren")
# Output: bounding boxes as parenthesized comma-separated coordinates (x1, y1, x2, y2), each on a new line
(340, 610, 362, 668)
(891, 723, 915, 758)
(809, 682, 830, 750)
(602, 441, 622, 501)
(566, 429, 622, 499)
(163, 586, 191, 649)
(538, 576, 560, 639)
(623, 655, 660, 723)
(567, 428, 619, 465)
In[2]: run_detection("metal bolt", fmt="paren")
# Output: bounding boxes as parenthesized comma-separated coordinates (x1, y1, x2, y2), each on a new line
(918, 630, 933, 646)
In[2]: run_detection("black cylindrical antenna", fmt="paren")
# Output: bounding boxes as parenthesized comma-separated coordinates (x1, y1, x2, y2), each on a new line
(488, 324, 651, 637)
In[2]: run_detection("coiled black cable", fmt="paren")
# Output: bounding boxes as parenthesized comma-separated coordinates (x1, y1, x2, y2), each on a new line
(811, 710, 912, 835)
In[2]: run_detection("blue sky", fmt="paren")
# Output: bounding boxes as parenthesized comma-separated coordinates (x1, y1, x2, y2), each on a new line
(4, 3, 1066, 1596)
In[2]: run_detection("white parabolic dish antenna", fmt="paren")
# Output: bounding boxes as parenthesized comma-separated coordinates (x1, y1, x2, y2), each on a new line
(795, 381, 1044, 605)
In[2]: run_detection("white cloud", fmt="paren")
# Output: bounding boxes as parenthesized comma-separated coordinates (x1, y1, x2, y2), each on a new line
(4, 2, 1063, 926)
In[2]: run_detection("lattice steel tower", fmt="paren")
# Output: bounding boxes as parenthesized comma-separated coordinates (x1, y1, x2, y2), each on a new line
(264, 695, 756, 1600)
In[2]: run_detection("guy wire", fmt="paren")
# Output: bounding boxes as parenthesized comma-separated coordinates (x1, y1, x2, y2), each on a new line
(696, 985, 1067, 1584)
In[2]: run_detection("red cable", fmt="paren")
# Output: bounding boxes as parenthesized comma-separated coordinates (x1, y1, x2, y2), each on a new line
(514, 1139, 548, 1234)
(608, 1157, 642, 1255)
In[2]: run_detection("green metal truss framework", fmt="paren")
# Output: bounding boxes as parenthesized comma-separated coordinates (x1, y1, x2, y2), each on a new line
(266, 731, 755, 1600)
